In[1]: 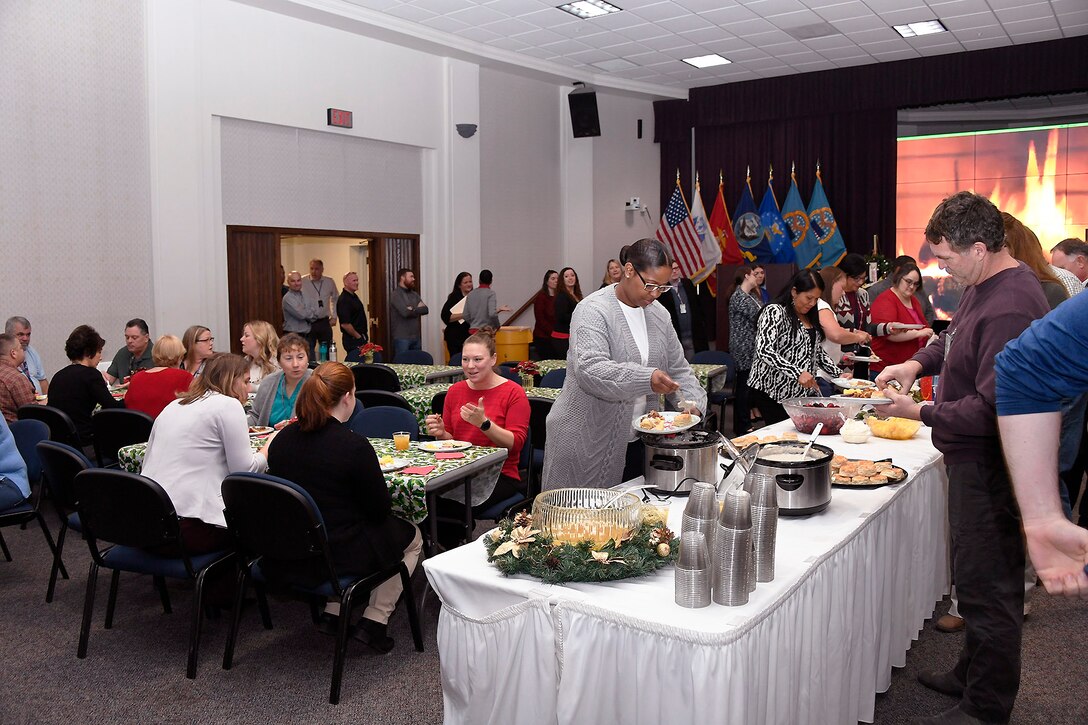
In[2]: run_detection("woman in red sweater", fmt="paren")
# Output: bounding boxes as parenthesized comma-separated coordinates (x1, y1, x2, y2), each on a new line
(425, 327, 530, 511)
(869, 263, 935, 374)
(120, 335, 193, 418)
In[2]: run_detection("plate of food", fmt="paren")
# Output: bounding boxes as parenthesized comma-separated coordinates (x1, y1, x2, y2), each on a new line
(831, 377, 875, 390)
(843, 353, 882, 363)
(830, 455, 908, 488)
(378, 455, 410, 473)
(248, 426, 274, 437)
(633, 410, 701, 434)
(833, 388, 892, 404)
(418, 440, 473, 452)
(891, 323, 926, 330)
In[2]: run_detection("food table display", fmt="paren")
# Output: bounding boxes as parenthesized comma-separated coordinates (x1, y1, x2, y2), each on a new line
(423, 418, 950, 725)
(116, 437, 506, 539)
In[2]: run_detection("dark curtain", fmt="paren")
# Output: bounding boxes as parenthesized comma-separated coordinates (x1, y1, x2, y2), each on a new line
(655, 36, 1088, 258)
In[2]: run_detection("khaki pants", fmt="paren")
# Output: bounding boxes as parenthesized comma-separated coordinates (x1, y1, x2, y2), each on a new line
(325, 526, 423, 625)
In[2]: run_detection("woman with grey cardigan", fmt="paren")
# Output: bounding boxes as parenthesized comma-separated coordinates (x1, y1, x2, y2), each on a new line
(248, 333, 313, 428)
(542, 239, 706, 490)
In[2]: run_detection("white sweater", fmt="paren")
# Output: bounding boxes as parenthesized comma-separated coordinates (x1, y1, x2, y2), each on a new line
(141, 392, 267, 527)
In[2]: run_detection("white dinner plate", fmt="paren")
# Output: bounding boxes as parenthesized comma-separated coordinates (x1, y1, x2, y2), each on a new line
(632, 411, 701, 434)
(893, 323, 926, 330)
(832, 395, 892, 405)
(831, 378, 875, 390)
(379, 457, 411, 473)
(418, 440, 473, 452)
(843, 354, 882, 363)
(248, 426, 274, 436)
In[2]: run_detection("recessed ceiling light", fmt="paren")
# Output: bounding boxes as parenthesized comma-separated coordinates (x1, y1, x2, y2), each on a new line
(682, 53, 732, 69)
(557, 1, 623, 20)
(893, 20, 947, 38)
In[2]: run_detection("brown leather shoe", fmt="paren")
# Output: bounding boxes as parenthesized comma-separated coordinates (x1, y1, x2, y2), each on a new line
(935, 614, 965, 633)
(917, 669, 965, 698)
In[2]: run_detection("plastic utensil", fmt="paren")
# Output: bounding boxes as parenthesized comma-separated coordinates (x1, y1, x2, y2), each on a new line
(801, 422, 823, 459)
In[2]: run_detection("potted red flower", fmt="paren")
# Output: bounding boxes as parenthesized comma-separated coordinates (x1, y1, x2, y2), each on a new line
(359, 342, 383, 364)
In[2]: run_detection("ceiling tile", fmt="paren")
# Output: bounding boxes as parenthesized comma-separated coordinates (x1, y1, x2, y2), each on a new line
(1010, 28, 1065, 44)
(959, 36, 1014, 50)
(951, 25, 1008, 42)
(863, 0, 926, 12)
(640, 33, 692, 51)
(479, 17, 538, 35)
(986, 0, 1040, 9)
(829, 15, 891, 33)
(789, 59, 838, 71)
(858, 37, 913, 52)
(383, 4, 439, 23)
(868, 48, 922, 61)
(409, 0, 473, 13)
(628, 3, 689, 23)
(803, 34, 856, 50)
(538, 38, 595, 55)
(811, 2, 878, 23)
(681, 26, 736, 44)
(458, 25, 503, 43)
(1057, 12, 1088, 27)
(597, 39, 646, 55)
(926, 0, 990, 14)
(564, 48, 617, 64)
(615, 23, 672, 41)
(675, 0, 746, 11)
(845, 27, 897, 44)
(419, 15, 472, 33)
(487, 36, 531, 52)
(697, 6, 760, 25)
(942, 12, 1000, 31)
(995, 5, 1056, 24)
(510, 27, 569, 46)
(878, 8, 944, 26)
(657, 14, 718, 33)
(720, 17, 778, 35)
(745, 0, 808, 15)
(1002, 16, 1061, 33)
(817, 45, 868, 59)
(744, 29, 798, 45)
(587, 11, 647, 31)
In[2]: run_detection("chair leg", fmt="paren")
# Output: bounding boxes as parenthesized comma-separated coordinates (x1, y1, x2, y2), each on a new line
(0, 529, 10, 561)
(34, 512, 62, 561)
(308, 597, 322, 624)
(77, 562, 99, 659)
(154, 575, 172, 614)
(329, 589, 355, 705)
(46, 522, 70, 603)
(222, 568, 250, 670)
(188, 568, 211, 679)
(254, 583, 272, 630)
(104, 570, 121, 629)
(399, 565, 425, 653)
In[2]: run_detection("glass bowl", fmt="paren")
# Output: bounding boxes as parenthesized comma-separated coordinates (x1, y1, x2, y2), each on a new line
(781, 397, 864, 435)
(532, 488, 643, 547)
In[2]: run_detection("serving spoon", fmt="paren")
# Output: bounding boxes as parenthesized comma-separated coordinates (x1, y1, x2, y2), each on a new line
(801, 422, 824, 459)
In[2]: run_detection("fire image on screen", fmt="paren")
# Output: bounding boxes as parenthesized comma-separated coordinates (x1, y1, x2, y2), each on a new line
(896, 123, 1088, 318)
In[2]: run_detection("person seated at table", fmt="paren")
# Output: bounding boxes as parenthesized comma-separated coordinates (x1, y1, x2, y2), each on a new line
(425, 327, 530, 512)
(181, 325, 214, 376)
(816, 266, 872, 394)
(0, 416, 30, 512)
(105, 318, 155, 385)
(141, 353, 269, 555)
(748, 270, 841, 425)
(869, 263, 935, 375)
(49, 324, 124, 453)
(123, 335, 194, 418)
(249, 333, 312, 428)
(265, 361, 422, 652)
(239, 320, 279, 392)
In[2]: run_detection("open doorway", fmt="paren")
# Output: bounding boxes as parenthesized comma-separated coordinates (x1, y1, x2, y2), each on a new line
(225, 226, 420, 359)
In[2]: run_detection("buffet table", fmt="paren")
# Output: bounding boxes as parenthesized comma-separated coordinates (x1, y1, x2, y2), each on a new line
(423, 420, 950, 725)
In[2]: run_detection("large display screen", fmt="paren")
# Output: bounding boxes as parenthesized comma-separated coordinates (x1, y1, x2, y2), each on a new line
(896, 123, 1088, 318)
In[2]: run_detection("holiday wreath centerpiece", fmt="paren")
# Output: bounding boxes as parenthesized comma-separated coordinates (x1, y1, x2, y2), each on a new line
(484, 488, 678, 584)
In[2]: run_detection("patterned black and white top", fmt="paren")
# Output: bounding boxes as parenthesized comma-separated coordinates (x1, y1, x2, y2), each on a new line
(748, 304, 841, 402)
(728, 287, 762, 371)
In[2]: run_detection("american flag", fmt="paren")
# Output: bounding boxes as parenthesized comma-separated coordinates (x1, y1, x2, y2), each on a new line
(656, 183, 706, 279)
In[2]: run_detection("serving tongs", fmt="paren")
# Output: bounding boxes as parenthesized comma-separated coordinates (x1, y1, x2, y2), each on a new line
(717, 433, 761, 493)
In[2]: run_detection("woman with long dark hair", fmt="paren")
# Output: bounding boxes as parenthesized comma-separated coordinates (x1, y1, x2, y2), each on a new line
(441, 271, 473, 361)
(267, 362, 422, 652)
(728, 265, 762, 434)
(747, 270, 842, 425)
(532, 269, 558, 359)
(550, 266, 584, 360)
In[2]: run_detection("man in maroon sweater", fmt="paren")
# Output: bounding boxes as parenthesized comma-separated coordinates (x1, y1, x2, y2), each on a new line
(877, 191, 1050, 725)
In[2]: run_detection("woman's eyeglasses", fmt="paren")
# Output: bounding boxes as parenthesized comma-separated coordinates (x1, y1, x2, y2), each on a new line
(634, 268, 671, 295)
(197, 337, 214, 344)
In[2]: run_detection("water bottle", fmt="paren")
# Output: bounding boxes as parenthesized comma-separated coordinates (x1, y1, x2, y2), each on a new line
(319, 342, 328, 362)
(328, 341, 337, 361)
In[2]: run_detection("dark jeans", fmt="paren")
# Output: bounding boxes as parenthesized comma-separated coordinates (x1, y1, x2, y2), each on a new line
(0, 477, 27, 511)
(747, 386, 788, 426)
(732, 369, 752, 435)
(946, 459, 1024, 723)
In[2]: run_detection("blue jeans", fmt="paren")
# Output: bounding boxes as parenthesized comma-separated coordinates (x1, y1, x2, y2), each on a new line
(1058, 393, 1088, 520)
(0, 478, 27, 511)
(393, 338, 421, 358)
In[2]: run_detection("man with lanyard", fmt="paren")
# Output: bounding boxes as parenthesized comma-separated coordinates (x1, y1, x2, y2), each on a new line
(658, 261, 707, 362)
(302, 258, 338, 359)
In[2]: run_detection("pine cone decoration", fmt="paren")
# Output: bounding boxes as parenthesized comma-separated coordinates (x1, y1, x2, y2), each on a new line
(513, 510, 533, 528)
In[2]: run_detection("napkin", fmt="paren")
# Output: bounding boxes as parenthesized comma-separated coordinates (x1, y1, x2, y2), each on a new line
(401, 465, 437, 475)
(434, 452, 466, 460)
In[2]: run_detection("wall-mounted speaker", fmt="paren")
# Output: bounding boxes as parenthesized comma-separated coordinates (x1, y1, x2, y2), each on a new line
(568, 84, 601, 138)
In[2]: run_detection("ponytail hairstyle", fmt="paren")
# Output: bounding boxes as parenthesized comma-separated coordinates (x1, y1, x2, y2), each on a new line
(177, 353, 249, 406)
(463, 326, 497, 357)
(294, 361, 355, 432)
(733, 264, 754, 286)
(818, 266, 845, 305)
(620, 238, 671, 274)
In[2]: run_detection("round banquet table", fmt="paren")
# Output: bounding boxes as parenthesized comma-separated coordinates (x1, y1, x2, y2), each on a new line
(423, 418, 951, 725)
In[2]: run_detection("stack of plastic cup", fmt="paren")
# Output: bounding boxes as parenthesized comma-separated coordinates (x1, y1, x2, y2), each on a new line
(747, 472, 779, 583)
(681, 482, 720, 553)
(675, 531, 711, 608)
(712, 488, 752, 606)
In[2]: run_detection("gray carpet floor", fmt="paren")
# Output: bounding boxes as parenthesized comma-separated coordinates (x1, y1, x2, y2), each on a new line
(2, 513, 1086, 724)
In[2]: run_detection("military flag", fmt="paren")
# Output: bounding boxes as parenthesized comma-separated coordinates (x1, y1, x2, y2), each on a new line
(807, 164, 847, 267)
(782, 167, 822, 269)
(656, 178, 706, 279)
(706, 175, 742, 296)
(759, 167, 796, 265)
(732, 169, 773, 264)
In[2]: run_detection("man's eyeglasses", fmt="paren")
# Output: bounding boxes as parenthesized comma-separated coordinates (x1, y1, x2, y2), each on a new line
(197, 337, 214, 344)
(634, 268, 671, 295)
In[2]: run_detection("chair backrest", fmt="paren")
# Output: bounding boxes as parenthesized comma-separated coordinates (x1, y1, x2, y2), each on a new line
(354, 389, 414, 413)
(447, 352, 462, 367)
(221, 473, 338, 585)
(37, 441, 93, 513)
(692, 350, 736, 382)
(394, 349, 434, 365)
(528, 398, 552, 453)
(91, 408, 155, 467)
(518, 424, 532, 476)
(495, 366, 522, 385)
(430, 390, 447, 415)
(539, 369, 566, 389)
(17, 404, 81, 449)
(347, 406, 420, 440)
(10, 419, 50, 486)
(73, 469, 183, 553)
(499, 360, 519, 369)
(351, 363, 400, 393)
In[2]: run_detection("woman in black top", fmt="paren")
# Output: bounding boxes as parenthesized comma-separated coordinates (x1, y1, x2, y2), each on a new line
(48, 325, 124, 453)
(266, 361, 421, 652)
(440, 271, 473, 362)
(550, 266, 583, 360)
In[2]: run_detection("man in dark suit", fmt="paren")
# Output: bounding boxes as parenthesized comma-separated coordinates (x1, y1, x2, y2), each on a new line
(658, 261, 707, 361)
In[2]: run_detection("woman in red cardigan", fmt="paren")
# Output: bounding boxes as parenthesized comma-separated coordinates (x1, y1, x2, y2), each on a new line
(869, 263, 935, 374)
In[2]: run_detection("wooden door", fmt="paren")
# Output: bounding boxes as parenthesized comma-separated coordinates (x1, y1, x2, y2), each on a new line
(368, 236, 421, 354)
(226, 228, 282, 353)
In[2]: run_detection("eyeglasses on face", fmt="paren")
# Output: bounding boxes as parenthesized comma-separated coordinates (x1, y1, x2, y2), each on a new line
(901, 278, 920, 289)
(634, 267, 670, 295)
(197, 337, 214, 344)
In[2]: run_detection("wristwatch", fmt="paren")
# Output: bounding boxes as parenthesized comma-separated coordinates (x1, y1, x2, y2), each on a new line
(480, 418, 492, 431)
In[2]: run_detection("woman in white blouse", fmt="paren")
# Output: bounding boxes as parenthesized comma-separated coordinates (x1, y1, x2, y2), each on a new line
(141, 353, 270, 553)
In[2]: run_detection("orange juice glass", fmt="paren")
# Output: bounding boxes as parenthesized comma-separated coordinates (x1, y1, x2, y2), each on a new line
(393, 432, 411, 451)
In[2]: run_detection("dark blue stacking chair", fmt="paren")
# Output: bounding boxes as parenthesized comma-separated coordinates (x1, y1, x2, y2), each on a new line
(348, 406, 420, 441)
(37, 440, 94, 602)
(495, 365, 522, 385)
(351, 363, 400, 392)
(0, 420, 60, 573)
(354, 389, 414, 414)
(73, 468, 235, 679)
(91, 408, 154, 468)
(394, 349, 433, 365)
(539, 369, 566, 389)
(220, 472, 423, 704)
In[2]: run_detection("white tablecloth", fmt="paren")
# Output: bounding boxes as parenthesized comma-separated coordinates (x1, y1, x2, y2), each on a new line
(423, 421, 950, 725)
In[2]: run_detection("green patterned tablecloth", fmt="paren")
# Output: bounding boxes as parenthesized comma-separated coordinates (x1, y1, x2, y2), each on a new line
(398, 382, 454, 429)
(528, 360, 726, 392)
(525, 385, 561, 402)
(116, 436, 505, 525)
(345, 362, 463, 390)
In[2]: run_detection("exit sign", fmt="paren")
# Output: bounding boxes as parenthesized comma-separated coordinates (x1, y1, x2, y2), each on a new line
(327, 108, 353, 129)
